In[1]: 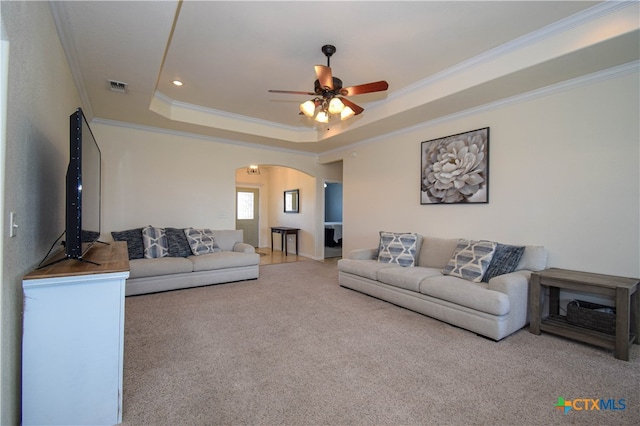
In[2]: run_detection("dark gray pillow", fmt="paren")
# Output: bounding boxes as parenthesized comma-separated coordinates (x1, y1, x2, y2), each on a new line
(111, 228, 144, 260)
(165, 228, 193, 257)
(482, 243, 525, 282)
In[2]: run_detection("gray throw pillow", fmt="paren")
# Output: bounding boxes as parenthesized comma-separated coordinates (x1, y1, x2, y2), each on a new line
(111, 228, 144, 260)
(142, 226, 169, 259)
(482, 243, 525, 282)
(184, 228, 221, 256)
(165, 227, 193, 258)
(442, 239, 497, 283)
(377, 231, 419, 267)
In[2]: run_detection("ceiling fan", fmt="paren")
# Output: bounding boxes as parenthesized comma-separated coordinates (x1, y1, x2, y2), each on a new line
(268, 44, 389, 123)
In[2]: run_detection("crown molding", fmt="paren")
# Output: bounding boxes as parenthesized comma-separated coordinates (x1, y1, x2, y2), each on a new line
(158, 0, 633, 143)
(91, 117, 318, 157)
(153, 91, 302, 132)
(49, 1, 94, 119)
(94, 60, 638, 160)
(320, 60, 640, 158)
(150, 91, 322, 143)
(389, 1, 637, 102)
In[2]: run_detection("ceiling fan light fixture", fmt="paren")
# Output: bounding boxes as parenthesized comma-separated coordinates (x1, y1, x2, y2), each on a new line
(315, 111, 329, 123)
(300, 100, 316, 117)
(328, 97, 344, 114)
(340, 106, 355, 121)
(268, 44, 389, 126)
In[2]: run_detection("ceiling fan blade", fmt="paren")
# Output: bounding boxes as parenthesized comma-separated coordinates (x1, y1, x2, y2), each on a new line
(268, 89, 315, 95)
(339, 97, 364, 115)
(340, 80, 389, 96)
(315, 65, 334, 90)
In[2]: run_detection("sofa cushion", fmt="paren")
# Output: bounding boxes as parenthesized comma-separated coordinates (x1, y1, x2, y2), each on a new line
(142, 226, 169, 259)
(378, 266, 443, 292)
(111, 227, 144, 260)
(190, 251, 259, 272)
(184, 228, 221, 255)
(377, 231, 422, 267)
(516, 245, 547, 271)
(482, 243, 525, 282)
(442, 240, 496, 283)
(417, 237, 459, 268)
(419, 275, 510, 316)
(337, 259, 400, 281)
(165, 227, 193, 258)
(128, 257, 194, 279)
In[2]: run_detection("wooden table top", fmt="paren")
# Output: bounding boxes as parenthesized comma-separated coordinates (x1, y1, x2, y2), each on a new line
(24, 241, 129, 280)
(271, 227, 300, 231)
(536, 268, 639, 290)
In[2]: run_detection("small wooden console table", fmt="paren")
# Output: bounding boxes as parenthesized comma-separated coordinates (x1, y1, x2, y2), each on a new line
(529, 268, 639, 361)
(271, 226, 299, 256)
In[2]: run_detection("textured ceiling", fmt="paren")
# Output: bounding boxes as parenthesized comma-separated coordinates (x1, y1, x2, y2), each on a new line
(51, 1, 639, 154)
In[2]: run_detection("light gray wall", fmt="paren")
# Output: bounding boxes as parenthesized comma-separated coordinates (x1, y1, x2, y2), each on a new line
(1, 2, 82, 424)
(94, 122, 342, 259)
(331, 69, 639, 279)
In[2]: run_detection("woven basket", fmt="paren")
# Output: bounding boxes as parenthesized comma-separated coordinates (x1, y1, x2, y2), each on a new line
(566, 300, 616, 335)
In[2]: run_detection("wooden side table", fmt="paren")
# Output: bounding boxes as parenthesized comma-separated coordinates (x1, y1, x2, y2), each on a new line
(270, 227, 300, 256)
(529, 268, 639, 361)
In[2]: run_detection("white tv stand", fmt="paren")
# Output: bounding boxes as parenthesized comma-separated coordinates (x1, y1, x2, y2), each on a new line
(22, 242, 129, 425)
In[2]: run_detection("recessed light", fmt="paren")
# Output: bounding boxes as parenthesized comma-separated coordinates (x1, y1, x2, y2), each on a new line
(172, 80, 183, 86)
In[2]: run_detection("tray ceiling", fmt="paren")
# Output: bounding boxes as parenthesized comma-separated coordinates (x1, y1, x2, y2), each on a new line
(51, 1, 639, 154)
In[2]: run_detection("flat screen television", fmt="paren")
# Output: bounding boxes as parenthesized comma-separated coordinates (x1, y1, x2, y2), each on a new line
(65, 107, 101, 259)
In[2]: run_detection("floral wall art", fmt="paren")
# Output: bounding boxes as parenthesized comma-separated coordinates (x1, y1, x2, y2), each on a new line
(421, 127, 489, 204)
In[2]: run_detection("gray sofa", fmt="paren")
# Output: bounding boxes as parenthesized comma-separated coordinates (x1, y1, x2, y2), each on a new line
(112, 228, 259, 296)
(338, 235, 547, 341)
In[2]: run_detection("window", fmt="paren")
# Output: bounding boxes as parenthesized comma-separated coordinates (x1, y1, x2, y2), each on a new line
(237, 191, 254, 220)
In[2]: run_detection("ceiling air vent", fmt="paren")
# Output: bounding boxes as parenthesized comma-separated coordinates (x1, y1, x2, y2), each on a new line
(107, 80, 128, 93)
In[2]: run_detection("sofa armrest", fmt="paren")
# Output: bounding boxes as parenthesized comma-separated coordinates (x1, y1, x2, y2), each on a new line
(488, 270, 532, 324)
(487, 270, 531, 296)
(233, 242, 256, 253)
(347, 248, 377, 260)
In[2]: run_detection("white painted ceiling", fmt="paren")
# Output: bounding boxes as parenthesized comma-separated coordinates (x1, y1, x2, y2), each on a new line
(51, 1, 639, 154)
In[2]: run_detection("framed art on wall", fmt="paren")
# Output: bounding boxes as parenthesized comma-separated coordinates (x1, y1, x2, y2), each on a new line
(421, 127, 489, 204)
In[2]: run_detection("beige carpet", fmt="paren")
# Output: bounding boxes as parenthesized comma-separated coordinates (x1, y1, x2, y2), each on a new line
(122, 261, 639, 425)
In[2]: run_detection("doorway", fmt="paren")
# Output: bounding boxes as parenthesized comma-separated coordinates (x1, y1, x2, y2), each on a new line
(324, 182, 343, 258)
(236, 187, 259, 247)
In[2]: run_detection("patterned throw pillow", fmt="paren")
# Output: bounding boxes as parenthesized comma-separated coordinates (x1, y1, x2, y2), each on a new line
(165, 227, 193, 258)
(184, 228, 221, 256)
(111, 228, 144, 260)
(142, 226, 169, 259)
(482, 243, 525, 282)
(442, 240, 497, 282)
(377, 231, 419, 267)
